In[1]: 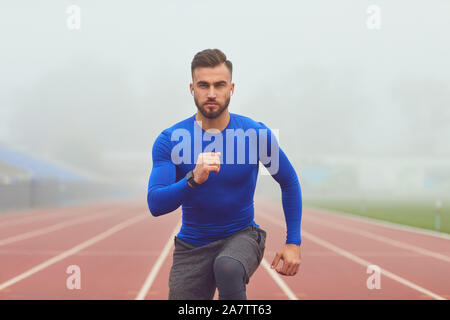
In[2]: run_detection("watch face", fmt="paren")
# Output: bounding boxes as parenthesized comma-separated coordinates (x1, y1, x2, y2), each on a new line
(187, 171, 195, 183)
(187, 170, 197, 187)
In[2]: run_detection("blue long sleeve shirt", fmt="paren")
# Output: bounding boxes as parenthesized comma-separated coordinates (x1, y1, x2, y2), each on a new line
(147, 112, 302, 246)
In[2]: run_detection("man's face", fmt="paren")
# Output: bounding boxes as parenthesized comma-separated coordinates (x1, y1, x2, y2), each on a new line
(190, 63, 234, 119)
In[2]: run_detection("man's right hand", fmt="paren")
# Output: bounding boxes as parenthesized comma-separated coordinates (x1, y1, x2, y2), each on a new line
(189, 152, 221, 187)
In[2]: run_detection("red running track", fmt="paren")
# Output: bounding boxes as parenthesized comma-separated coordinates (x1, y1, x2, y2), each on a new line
(0, 197, 448, 300)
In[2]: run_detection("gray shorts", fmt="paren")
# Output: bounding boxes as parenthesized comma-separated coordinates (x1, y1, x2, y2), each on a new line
(168, 225, 267, 300)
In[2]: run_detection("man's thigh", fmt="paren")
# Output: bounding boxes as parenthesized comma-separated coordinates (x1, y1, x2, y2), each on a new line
(168, 236, 219, 300)
(216, 225, 267, 284)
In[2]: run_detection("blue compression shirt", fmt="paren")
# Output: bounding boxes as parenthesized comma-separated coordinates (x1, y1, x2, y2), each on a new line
(147, 112, 302, 246)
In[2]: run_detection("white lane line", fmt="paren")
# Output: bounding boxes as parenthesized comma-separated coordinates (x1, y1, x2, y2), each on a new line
(0, 209, 118, 246)
(135, 220, 181, 300)
(0, 209, 84, 228)
(0, 209, 58, 222)
(303, 232, 446, 300)
(0, 249, 165, 256)
(0, 214, 146, 292)
(260, 258, 299, 300)
(259, 212, 446, 300)
(0, 204, 113, 227)
(307, 216, 450, 263)
(307, 206, 450, 240)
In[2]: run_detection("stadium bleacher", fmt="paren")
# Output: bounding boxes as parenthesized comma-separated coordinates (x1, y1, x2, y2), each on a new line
(0, 145, 115, 213)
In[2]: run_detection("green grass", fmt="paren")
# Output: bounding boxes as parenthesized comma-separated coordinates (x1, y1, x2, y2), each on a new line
(304, 199, 450, 234)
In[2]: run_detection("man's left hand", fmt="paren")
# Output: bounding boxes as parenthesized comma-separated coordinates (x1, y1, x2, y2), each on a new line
(271, 244, 301, 276)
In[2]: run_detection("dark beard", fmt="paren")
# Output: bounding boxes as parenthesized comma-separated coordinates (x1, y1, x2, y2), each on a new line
(195, 97, 230, 119)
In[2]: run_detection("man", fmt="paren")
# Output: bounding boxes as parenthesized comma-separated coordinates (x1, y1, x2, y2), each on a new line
(147, 48, 302, 300)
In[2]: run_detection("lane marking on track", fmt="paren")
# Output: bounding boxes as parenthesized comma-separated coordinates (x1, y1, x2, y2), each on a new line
(307, 206, 450, 240)
(133, 218, 299, 301)
(0, 210, 84, 228)
(0, 209, 58, 222)
(0, 204, 114, 227)
(260, 258, 298, 300)
(259, 212, 447, 300)
(0, 249, 164, 256)
(0, 214, 146, 292)
(135, 219, 181, 300)
(307, 215, 450, 263)
(0, 208, 121, 246)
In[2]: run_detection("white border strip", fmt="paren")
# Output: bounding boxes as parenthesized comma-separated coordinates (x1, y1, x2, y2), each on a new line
(135, 220, 182, 300)
(306, 215, 450, 263)
(307, 206, 450, 240)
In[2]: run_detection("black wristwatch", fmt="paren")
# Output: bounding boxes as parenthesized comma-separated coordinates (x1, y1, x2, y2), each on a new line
(186, 170, 200, 188)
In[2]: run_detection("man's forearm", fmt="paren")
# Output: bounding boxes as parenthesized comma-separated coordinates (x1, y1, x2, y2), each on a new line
(147, 176, 193, 216)
(271, 148, 302, 245)
(281, 179, 302, 245)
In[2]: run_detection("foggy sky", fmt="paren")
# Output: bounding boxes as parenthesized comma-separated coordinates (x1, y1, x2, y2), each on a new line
(1, 0, 449, 187)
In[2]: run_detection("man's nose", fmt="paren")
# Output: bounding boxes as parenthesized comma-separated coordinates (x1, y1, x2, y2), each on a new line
(207, 87, 216, 99)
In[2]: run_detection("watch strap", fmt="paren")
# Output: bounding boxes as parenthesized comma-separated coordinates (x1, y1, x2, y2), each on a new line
(187, 170, 200, 188)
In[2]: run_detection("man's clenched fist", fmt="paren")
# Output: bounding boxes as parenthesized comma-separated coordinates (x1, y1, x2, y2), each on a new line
(188, 152, 221, 187)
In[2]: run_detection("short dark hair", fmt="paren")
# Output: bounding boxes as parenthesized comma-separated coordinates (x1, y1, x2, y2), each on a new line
(191, 49, 233, 79)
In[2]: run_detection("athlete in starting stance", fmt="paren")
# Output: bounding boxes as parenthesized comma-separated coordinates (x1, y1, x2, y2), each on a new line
(147, 48, 302, 300)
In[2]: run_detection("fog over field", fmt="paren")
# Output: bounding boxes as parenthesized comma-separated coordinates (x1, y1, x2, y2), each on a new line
(1, 1, 449, 200)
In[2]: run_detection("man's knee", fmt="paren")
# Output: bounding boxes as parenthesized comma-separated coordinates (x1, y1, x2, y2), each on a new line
(213, 256, 247, 299)
(213, 256, 246, 284)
